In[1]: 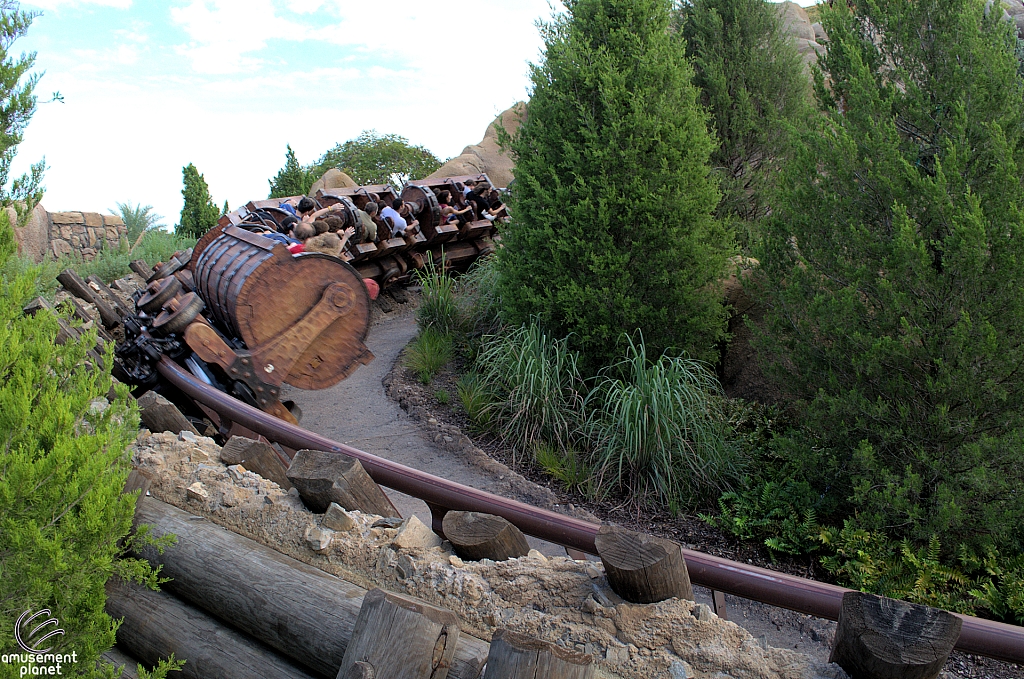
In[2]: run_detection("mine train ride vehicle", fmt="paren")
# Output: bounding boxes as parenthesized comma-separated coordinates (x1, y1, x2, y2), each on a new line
(114, 174, 502, 426)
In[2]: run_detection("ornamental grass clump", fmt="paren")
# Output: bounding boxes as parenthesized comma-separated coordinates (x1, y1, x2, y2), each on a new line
(583, 336, 739, 508)
(475, 321, 585, 463)
(415, 259, 461, 335)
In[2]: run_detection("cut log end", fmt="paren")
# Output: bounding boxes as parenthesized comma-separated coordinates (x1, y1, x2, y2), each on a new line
(287, 448, 397, 517)
(829, 591, 962, 679)
(595, 523, 693, 604)
(442, 511, 530, 562)
(483, 629, 594, 679)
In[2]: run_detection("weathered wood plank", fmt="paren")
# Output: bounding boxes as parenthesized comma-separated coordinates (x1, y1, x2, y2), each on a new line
(829, 591, 962, 679)
(336, 589, 460, 679)
(57, 268, 120, 329)
(87, 274, 132, 318)
(106, 578, 317, 679)
(595, 524, 693, 604)
(100, 646, 141, 679)
(133, 497, 489, 679)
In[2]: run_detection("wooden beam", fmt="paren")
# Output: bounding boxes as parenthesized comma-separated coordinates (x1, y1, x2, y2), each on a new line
(442, 511, 530, 562)
(132, 498, 489, 679)
(482, 629, 594, 679)
(106, 578, 318, 679)
(336, 589, 460, 679)
(594, 524, 693, 604)
(287, 449, 398, 517)
(829, 591, 962, 679)
(87, 274, 132, 318)
(57, 268, 120, 329)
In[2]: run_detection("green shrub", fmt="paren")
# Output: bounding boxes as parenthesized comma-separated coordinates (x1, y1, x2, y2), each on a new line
(475, 321, 585, 463)
(704, 479, 821, 556)
(112, 202, 164, 245)
(0, 215, 170, 676)
(456, 255, 500, 336)
(434, 389, 450, 405)
(753, 0, 1024, 558)
(583, 335, 738, 508)
(404, 329, 453, 384)
(416, 260, 461, 335)
(131, 230, 196, 269)
(177, 163, 220, 239)
(497, 0, 733, 373)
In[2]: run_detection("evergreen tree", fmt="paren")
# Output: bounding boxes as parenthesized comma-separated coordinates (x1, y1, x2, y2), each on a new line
(498, 0, 733, 372)
(0, 3, 45, 220)
(268, 144, 314, 198)
(312, 130, 442, 190)
(177, 163, 219, 238)
(679, 0, 811, 227)
(753, 0, 1024, 554)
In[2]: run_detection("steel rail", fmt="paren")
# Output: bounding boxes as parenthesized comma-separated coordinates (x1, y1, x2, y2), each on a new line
(158, 356, 1024, 665)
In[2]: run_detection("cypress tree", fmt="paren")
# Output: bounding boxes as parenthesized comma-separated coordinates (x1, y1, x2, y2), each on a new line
(679, 0, 811, 227)
(498, 0, 733, 372)
(177, 163, 219, 238)
(268, 144, 313, 198)
(754, 0, 1024, 553)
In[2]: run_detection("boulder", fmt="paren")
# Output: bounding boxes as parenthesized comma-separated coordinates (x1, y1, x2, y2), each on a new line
(9, 202, 51, 263)
(309, 168, 357, 195)
(777, 2, 815, 42)
(425, 102, 526, 188)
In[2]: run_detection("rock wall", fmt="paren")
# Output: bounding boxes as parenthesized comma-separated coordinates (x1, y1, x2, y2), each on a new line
(8, 203, 128, 263)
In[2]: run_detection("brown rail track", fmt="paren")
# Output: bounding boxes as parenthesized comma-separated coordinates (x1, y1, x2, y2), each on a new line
(157, 355, 1024, 666)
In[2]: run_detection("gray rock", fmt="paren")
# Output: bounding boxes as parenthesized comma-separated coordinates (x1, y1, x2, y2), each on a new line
(393, 515, 443, 550)
(323, 502, 357, 531)
(305, 525, 334, 552)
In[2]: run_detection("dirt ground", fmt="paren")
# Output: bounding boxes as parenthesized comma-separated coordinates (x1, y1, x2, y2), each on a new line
(280, 287, 1023, 679)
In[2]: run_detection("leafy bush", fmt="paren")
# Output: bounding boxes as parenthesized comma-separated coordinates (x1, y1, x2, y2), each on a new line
(705, 479, 821, 556)
(0, 215, 171, 675)
(132, 230, 196, 269)
(534, 443, 593, 496)
(416, 260, 461, 335)
(497, 0, 733, 373)
(753, 0, 1024, 558)
(475, 321, 585, 462)
(583, 336, 738, 508)
(404, 328, 453, 384)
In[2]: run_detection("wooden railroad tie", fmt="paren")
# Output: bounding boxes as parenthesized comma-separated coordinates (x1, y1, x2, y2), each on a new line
(57, 268, 121, 330)
(829, 591, 962, 679)
(595, 523, 694, 604)
(287, 448, 399, 517)
(482, 629, 594, 679)
(441, 511, 530, 562)
(220, 435, 292, 490)
(337, 589, 461, 679)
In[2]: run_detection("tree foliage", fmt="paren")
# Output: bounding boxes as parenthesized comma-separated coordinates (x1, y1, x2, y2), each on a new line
(268, 144, 315, 198)
(0, 2, 45, 221)
(497, 0, 733, 372)
(112, 201, 164, 244)
(311, 130, 442, 190)
(753, 0, 1024, 556)
(176, 163, 219, 238)
(678, 0, 811, 226)
(0, 215, 147, 675)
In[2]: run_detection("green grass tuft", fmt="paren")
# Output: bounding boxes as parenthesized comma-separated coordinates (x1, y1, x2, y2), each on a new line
(404, 328, 453, 384)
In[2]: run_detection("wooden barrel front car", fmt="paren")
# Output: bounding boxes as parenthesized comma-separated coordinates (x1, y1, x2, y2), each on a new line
(192, 225, 373, 390)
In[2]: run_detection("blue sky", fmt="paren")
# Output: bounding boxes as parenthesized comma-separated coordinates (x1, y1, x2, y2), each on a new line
(12, 0, 556, 226)
(11, 0, 810, 227)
